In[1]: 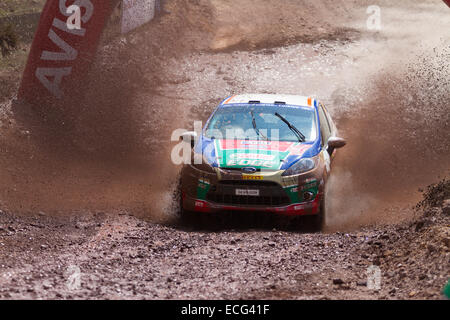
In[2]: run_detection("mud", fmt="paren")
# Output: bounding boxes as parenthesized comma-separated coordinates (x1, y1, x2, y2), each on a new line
(0, 181, 448, 299)
(0, 0, 214, 216)
(0, 0, 449, 299)
(327, 50, 450, 229)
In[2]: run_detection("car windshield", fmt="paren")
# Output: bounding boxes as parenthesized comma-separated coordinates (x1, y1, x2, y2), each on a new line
(205, 105, 317, 142)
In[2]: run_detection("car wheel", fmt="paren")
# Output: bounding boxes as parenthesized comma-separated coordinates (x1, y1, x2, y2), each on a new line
(176, 175, 195, 225)
(178, 192, 196, 223)
(306, 198, 325, 232)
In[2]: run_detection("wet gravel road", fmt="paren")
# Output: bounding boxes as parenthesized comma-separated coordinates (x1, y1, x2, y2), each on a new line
(0, 204, 448, 300)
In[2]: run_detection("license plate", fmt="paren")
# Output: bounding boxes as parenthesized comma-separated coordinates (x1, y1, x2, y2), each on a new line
(235, 189, 260, 196)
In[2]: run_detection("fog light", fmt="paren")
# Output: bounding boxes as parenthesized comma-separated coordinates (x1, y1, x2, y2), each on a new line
(303, 191, 314, 201)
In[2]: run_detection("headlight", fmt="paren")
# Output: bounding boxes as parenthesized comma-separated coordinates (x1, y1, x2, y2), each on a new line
(282, 157, 317, 176)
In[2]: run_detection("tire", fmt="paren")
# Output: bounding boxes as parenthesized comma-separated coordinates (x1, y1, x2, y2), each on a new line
(176, 176, 216, 229)
(176, 174, 195, 225)
(178, 189, 196, 225)
(306, 198, 325, 232)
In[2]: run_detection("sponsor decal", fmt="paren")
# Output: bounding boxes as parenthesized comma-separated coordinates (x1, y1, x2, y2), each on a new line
(240, 140, 271, 145)
(242, 175, 264, 180)
(195, 200, 205, 207)
(196, 178, 211, 200)
(227, 159, 274, 168)
(284, 184, 300, 203)
(215, 139, 312, 170)
(300, 179, 318, 191)
(287, 144, 311, 155)
(301, 183, 317, 190)
(284, 179, 319, 204)
(220, 140, 294, 152)
(229, 153, 276, 161)
(18, 0, 114, 106)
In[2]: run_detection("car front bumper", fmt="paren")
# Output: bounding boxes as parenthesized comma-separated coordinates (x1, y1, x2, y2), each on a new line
(182, 193, 321, 216)
(180, 158, 326, 217)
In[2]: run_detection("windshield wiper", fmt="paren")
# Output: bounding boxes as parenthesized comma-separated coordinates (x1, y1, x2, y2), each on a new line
(274, 112, 306, 142)
(250, 110, 268, 140)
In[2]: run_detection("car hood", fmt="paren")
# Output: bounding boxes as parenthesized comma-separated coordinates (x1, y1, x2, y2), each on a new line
(199, 138, 317, 171)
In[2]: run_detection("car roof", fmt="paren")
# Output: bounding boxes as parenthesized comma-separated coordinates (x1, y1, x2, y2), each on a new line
(221, 94, 318, 108)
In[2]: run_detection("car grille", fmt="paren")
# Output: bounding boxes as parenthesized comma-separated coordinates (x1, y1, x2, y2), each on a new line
(218, 180, 278, 186)
(206, 180, 291, 207)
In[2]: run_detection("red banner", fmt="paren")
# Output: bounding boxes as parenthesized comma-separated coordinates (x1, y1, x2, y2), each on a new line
(18, 0, 115, 108)
(444, 0, 450, 7)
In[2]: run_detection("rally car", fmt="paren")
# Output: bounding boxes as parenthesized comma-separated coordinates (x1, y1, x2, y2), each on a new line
(178, 94, 346, 230)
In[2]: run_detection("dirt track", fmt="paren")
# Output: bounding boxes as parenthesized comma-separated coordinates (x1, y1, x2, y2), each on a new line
(0, 0, 449, 299)
(0, 191, 448, 299)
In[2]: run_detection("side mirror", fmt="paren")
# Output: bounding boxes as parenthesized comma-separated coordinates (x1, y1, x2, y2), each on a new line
(327, 136, 347, 149)
(180, 131, 198, 148)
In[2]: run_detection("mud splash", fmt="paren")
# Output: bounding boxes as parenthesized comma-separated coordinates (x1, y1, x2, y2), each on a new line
(0, 0, 213, 218)
(209, 0, 357, 51)
(326, 46, 450, 230)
